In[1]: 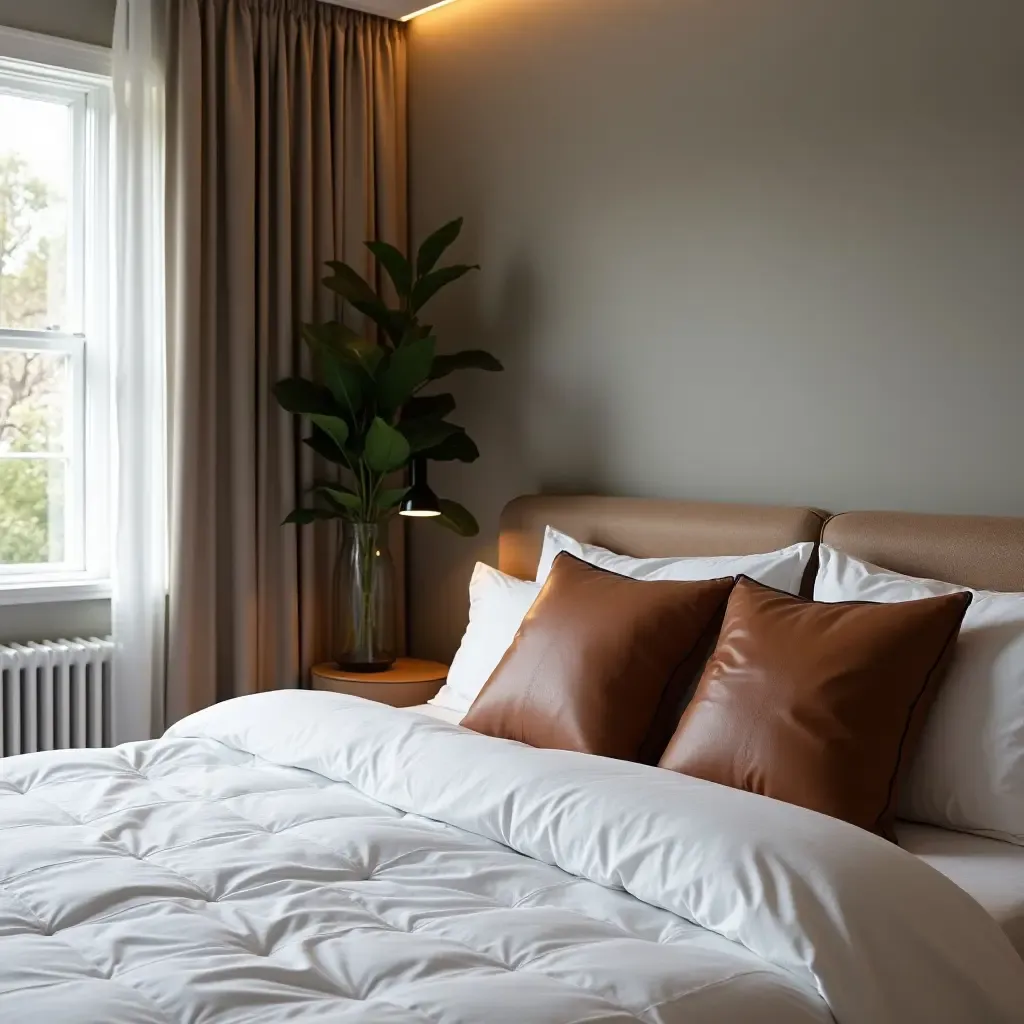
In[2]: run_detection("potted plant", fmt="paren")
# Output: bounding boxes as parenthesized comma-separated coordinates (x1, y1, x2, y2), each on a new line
(274, 218, 502, 672)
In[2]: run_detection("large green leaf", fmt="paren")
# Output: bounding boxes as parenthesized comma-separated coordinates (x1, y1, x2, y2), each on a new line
(399, 322, 433, 347)
(322, 363, 364, 419)
(434, 499, 480, 538)
(301, 325, 366, 417)
(363, 417, 412, 474)
(309, 415, 350, 455)
(322, 261, 380, 308)
(304, 323, 383, 377)
(322, 262, 403, 343)
(429, 349, 504, 382)
(303, 320, 366, 351)
(304, 427, 349, 466)
(416, 218, 463, 278)
(403, 392, 456, 421)
(411, 264, 479, 313)
(311, 486, 362, 513)
(284, 508, 342, 526)
(375, 309, 412, 346)
(376, 487, 410, 512)
(365, 241, 412, 298)
(401, 417, 460, 454)
(422, 429, 480, 463)
(344, 338, 385, 377)
(272, 378, 337, 417)
(378, 337, 436, 416)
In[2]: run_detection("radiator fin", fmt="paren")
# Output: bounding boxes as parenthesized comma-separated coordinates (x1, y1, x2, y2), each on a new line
(0, 638, 114, 757)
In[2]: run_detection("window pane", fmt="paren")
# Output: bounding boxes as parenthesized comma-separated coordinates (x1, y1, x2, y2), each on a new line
(0, 92, 72, 331)
(0, 456, 66, 565)
(0, 348, 70, 454)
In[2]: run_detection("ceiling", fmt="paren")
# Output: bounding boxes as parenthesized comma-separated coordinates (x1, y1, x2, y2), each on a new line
(321, 0, 458, 20)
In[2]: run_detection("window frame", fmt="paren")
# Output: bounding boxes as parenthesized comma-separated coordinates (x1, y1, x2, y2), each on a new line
(0, 27, 112, 606)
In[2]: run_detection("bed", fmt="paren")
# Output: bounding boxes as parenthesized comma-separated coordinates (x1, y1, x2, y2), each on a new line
(2, 497, 1024, 1024)
(411, 705, 1024, 960)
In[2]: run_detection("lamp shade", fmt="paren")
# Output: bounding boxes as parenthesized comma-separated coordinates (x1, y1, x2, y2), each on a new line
(400, 459, 441, 518)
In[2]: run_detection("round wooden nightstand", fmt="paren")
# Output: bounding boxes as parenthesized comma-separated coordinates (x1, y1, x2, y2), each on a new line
(310, 658, 449, 708)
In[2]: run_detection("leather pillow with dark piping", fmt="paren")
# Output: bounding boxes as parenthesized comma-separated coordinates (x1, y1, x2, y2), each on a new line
(659, 576, 973, 839)
(461, 553, 736, 761)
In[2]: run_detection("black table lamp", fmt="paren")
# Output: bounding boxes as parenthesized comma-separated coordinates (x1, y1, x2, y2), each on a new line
(400, 459, 441, 518)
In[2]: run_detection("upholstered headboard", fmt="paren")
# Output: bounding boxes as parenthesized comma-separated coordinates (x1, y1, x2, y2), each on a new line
(498, 495, 825, 582)
(822, 511, 1024, 593)
(497, 496, 1024, 595)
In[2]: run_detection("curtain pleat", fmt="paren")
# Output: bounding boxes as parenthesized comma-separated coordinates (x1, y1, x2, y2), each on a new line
(164, 0, 408, 724)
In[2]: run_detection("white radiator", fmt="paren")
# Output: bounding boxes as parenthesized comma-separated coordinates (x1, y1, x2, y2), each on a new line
(0, 638, 114, 756)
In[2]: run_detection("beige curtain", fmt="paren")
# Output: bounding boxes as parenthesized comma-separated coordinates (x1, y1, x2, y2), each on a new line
(163, 0, 407, 724)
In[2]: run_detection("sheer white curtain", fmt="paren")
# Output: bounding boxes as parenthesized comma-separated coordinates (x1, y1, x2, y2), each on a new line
(111, 0, 169, 743)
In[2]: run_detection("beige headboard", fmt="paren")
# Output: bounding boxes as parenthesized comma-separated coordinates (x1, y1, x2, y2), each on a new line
(498, 495, 825, 582)
(822, 511, 1024, 593)
(497, 496, 1024, 595)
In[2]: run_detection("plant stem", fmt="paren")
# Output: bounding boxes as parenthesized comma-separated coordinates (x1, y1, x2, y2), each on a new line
(357, 523, 377, 659)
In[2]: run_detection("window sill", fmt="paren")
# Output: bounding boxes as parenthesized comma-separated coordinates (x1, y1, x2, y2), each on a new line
(0, 579, 112, 607)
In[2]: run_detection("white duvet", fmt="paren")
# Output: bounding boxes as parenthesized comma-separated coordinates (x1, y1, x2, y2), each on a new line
(1, 691, 1022, 1023)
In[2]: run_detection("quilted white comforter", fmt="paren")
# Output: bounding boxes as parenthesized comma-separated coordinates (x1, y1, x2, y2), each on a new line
(2, 692, 1023, 1024)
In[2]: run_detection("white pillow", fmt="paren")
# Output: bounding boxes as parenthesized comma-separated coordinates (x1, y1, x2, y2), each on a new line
(815, 544, 1024, 846)
(429, 563, 539, 716)
(537, 527, 815, 595)
(433, 533, 816, 717)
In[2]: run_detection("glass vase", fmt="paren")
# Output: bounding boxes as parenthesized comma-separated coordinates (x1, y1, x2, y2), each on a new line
(332, 521, 397, 672)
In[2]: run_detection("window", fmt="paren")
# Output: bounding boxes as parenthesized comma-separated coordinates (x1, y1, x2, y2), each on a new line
(0, 32, 111, 603)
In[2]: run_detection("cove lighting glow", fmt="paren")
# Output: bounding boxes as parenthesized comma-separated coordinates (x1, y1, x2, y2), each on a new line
(401, 0, 461, 20)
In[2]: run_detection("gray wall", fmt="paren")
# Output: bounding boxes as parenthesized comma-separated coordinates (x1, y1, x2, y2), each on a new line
(408, 0, 1024, 658)
(0, 0, 114, 644)
(0, 0, 115, 47)
(0, 601, 111, 646)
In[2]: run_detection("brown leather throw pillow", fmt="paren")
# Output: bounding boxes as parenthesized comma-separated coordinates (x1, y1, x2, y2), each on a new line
(659, 576, 973, 839)
(461, 553, 736, 760)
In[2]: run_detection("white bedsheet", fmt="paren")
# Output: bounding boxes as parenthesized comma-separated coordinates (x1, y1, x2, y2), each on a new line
(408, 701, 463, 725)
(899, 822, 1024, 957)
(2, 691, 1023, 1024)
(412, 701, 1024, 958)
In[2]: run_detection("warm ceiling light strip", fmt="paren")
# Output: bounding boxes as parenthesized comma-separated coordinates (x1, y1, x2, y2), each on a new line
(401, 0, 460, 20)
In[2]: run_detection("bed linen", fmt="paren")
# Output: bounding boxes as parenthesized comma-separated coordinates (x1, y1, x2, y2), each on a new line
(411, 704, 1024, 959)
(409, 701, 462, 725)
(898, 822, 1024, 957)
(1, 692, 1022, 1024)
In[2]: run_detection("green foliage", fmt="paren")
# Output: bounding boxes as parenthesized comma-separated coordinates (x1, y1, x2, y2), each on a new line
(284, 508, 341, 526)
(276, 218, 501, 535)
(273, 378, 335, 417)
(0, 158, 64, 566)
(423, 430, 480, 464)
(404, 393, 455, 421)
(429, 350, 503, 381)
(400, 417, 460, 454)
(304, 426, 348, 465)
(0, 458, 53, 564)
(416, 218, 464, 278)
(311, 485, 362, 513)
(411, 265, 479, 313)
(0, 154, 52, 330)
(436, 499, 480, 538)
(364, 417, 411, 475)
(309, 415, 350, 455)
(365, 241, 413, 296)
(376, 487, 410, 512)
(377, 336, 436, 417)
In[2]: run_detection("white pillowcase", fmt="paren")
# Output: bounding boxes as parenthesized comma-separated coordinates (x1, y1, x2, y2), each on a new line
(432, 531, 816, 717)
(429, 564, 540, 716)
(815, 544, 1024, 846)
(537, 527, 815, 594)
